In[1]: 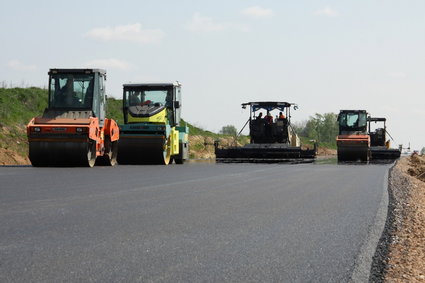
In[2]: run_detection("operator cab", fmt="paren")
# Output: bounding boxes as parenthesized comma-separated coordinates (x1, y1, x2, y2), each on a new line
(243, 101, 295, 144)
(44, 69, 107, 126)
(123, 83, 181, 126)
(337, 110, 368, 135)
(368, 117, 387, 147)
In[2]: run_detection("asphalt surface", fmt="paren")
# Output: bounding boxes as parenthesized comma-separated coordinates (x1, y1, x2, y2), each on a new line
(0, 162, 391, 282)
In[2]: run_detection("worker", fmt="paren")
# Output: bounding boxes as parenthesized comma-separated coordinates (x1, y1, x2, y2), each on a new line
(59, 78, 79, 107)
(278, 112, 286, 119)
(256, 112, 263, 120)
(264, 111, 273, 124)
(129, 91, 141, 106)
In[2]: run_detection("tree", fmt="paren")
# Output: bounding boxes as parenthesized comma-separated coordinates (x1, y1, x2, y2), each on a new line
(421, 147, 425, 155)
(220, 125, 238, 136)
(296, 112, 338, 145)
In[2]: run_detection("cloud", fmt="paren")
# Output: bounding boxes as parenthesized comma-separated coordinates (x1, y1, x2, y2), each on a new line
(84, 58, 133, 71)
(185, 12, 249, 32)
(7, 60, 36, 71)
(313, 7, 339, 17)
(85, 23, 165, 44)
(185, 12, 225, 32)
(241, 6, 274, 19)
(388, 72, 407, 79)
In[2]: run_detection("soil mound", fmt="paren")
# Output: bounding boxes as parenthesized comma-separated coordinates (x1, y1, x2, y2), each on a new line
(407, 154, 425, 182)
(0, 148, 29, 165)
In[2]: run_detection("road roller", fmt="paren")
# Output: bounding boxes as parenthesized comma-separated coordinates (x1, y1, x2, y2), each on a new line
(215, 101, 317, 163)
(336, 110, 370, 162)
(117, 82, 189, 165)
(26, 68, 119, 167)
(368, 116, 401, 160)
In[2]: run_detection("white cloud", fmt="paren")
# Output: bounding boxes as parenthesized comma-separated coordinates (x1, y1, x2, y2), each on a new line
(85, 23, 165, 44)
(313, 7, 339, 17)
(388, 72, 407, 79)
(185, 12, 249, 32)
(241, 6, 274, 19)
(185, 12, 226, 32)
(84, 58, 133, 71)
(7, 60, 36, 71)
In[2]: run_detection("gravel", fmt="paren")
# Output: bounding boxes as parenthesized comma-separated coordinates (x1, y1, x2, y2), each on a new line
(370, 156, 425, 282)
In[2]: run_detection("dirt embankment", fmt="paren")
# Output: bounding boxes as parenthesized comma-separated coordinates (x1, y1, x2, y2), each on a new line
(0, 125, 30, 165)
(374, 155, 425, 282)
(317, 147, 337, 156)
(0, 148, 29, 165)
(188, 135, 239, 159)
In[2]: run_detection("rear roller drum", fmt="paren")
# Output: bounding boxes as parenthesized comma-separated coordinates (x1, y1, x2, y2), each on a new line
(96, 139, 118, 166)
(160, 140, 172, 165)
(86, 141, 97, 167)
(117, 136, 172, 165)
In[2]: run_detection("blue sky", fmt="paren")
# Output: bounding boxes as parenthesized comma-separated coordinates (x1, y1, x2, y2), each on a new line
(1, 0, 424, 150)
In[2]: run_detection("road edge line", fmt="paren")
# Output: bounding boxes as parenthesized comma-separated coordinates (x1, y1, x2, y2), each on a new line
(349, 162, 393, 282)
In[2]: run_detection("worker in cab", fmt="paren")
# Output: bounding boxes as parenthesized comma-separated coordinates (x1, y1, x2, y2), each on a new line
(278, 112, 286, 119)
(264, 111, 273, 124)
(59, 78, 79, 107)
(256, 112, 263, 120)
(129, 91, 141, 106)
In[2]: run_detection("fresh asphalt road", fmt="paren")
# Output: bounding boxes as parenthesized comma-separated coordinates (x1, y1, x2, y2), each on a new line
(0, 162, 390, 282)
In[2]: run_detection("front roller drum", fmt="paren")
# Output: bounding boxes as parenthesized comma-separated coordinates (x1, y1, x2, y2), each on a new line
(29, 140, 97, 167)
(337, 145, 370, 162)
(117, 137, 171, 165)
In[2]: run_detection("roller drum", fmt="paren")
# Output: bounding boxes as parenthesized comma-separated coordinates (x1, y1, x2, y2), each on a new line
(29, 140, 96, 167)
(117, 137, 170, 165)
(337, 145, 369, 162)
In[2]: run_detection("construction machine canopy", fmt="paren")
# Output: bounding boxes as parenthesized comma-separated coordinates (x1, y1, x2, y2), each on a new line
(242, 101, 298, 123)
(48, 69, 105, 110)
(337, 110, 368, 134)
(123, 83, 181, 108)
(242, 101, 296, 111)
(122, 82, 182, 126)
(46, 68, 108, 126)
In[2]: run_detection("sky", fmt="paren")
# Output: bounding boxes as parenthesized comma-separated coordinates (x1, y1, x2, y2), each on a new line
(1, 0, 424, 150)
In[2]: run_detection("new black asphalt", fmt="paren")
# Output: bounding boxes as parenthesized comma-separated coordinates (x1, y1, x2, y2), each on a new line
(0, 162, 391, 282)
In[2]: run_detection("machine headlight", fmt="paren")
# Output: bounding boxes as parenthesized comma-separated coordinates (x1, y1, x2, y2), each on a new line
(33, 127, 41, 132)
(76, 127, 87, 133)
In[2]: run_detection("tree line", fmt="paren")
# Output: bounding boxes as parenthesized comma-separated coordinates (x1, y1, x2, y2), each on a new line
(294, 113, 339, 146)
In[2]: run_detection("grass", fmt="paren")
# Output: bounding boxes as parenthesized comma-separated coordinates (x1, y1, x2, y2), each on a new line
(105, 97, 124, 124)
(0, 87, 48, 126)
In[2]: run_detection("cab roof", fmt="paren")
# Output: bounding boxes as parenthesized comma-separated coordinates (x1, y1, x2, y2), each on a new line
(242, 101, 294, 108)
(123, 82, 181, 88)
(48, 68, 106, 76)
(242, 101, 298, 112)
